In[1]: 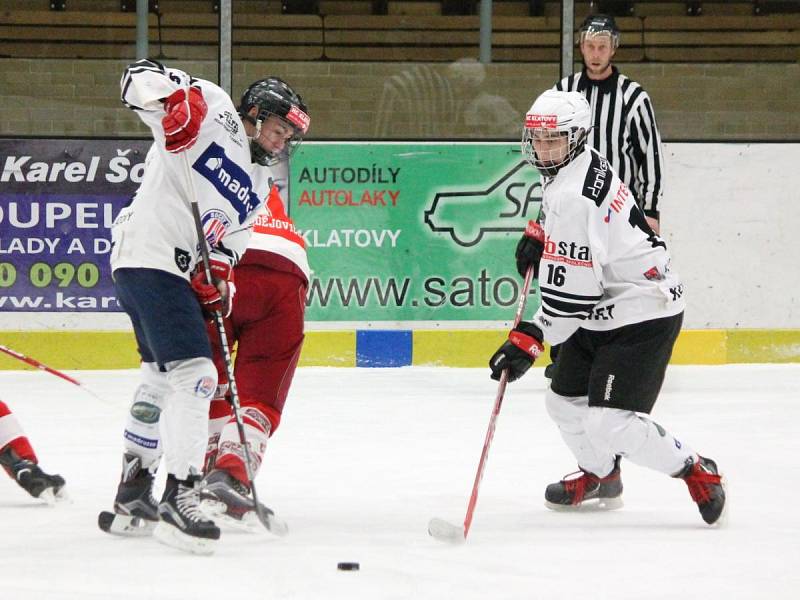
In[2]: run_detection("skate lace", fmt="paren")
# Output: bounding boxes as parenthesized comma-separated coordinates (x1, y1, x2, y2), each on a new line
(562, 471, 598, 505)
(685, 464, 721, 504)
(12, 460, 36, 481)
(231, 478, 250, 496)
(175, 485, 206, 523)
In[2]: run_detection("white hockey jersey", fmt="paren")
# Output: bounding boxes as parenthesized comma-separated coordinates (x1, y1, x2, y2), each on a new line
(110, 59, 274, 279)
(531, 147, 685, 346)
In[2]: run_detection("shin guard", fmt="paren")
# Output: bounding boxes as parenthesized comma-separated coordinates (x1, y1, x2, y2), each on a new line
(122, 362, 169, 472)
(161, 357, 217, 480)
(214, 406, 271, 484)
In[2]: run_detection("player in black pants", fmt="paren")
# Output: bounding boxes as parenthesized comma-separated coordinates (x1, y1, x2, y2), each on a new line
(491, 90, 725, 525)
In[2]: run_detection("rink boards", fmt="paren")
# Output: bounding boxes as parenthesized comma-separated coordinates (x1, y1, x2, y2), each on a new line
(1, 328, 799, 369)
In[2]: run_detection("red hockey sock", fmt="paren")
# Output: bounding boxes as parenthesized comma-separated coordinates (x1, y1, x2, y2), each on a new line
(0, 401, 37, 476)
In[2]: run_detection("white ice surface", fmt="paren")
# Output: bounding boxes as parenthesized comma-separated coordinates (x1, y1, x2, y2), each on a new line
(0, 364, 798, 600)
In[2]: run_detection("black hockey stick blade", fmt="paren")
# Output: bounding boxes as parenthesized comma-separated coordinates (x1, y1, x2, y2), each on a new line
(98, 510, 156, 537)
(428, 517, 466, 544)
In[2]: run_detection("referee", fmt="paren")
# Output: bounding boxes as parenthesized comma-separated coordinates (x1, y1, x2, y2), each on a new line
(554, 14, 665, 233)
(518, 14, 667, 378)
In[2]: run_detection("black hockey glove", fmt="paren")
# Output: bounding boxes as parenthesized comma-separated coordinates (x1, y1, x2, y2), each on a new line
(515, 220, 545, 278)
(489, 321, 545, 383)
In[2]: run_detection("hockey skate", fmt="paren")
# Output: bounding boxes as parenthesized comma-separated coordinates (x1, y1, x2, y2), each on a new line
(545, 456, 623, 511)
(154, 474, 220, 555)
(676, 455, 727, 526)
(200, 469, 288, 536)
(0, 446, 66, 504)
(113, 453, 159, 520)
(99, 453, 159, 537)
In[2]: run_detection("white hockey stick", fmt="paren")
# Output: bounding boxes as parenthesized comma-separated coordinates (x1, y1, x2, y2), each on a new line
(429, 263, 536, 544)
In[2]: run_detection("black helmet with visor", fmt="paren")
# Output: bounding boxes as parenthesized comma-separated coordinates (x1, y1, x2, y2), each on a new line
(578, 14, 620, 49)
(238, 77, 310, 166)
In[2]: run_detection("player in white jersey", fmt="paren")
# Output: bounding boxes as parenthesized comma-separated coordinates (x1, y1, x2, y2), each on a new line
(104, 60, 309, 553)
(489, 90, 726, 525)
(200, 80, 311, 528)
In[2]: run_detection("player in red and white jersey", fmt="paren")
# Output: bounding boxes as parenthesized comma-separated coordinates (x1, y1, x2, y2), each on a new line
(200, 85, 311, 529)
(0, 400, 65, 502)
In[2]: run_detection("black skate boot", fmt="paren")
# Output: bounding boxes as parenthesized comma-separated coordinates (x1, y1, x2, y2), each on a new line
(543, 363, 556, 379)
(0, 446, 65, 502)
(154, 474, 220, 555)
(676, 455, 726, 525)
(113, 453, 158, 521)
(545, 456, 623, 511)
(200, 469, 287, 535)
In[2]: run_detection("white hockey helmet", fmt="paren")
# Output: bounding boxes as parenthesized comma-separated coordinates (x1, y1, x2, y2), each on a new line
(521, 90, 591, 176)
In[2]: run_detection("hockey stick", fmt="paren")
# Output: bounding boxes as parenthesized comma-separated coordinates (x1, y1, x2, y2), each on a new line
(0, 344, 99, 396)
(181, 150, 277, 533)
(428, 264, 536, 544)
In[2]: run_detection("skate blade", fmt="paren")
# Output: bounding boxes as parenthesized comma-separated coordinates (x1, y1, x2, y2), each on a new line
(98, 511, 157, 537)
(545, 496, 624, 512)
(201, 499, 259, 533)
(38, 488, 57, 506)
(153, 521, 217, 556)
(200, 499, 289, 537)
(37, 486, 69, 506)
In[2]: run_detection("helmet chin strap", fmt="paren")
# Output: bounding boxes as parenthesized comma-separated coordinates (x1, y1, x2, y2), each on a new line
(246, 117, 279, 166)
(243, 116, 262, 145)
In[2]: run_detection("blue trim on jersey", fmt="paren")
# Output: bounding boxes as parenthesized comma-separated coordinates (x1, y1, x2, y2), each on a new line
(193, 142, 260, 224)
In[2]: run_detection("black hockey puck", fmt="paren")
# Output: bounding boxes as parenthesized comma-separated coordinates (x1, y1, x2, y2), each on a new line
(337, 562, 360, 571)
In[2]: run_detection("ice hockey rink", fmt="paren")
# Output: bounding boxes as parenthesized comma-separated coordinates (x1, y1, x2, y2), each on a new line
(0, 363, 797, 600)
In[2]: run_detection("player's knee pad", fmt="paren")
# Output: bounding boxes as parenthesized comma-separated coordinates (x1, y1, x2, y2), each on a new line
(123, 362, 168, 470)
(140, 360, 170, 391)
(582, 406, 641, 456)
(163, 357, 217, 405)
(160, 357, 217, 478)
(545, 389, 589, 433)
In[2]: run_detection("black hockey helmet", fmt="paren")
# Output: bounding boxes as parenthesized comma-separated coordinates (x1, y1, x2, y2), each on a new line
(238, 77, 310, 166)
(579, 14, 620, 48)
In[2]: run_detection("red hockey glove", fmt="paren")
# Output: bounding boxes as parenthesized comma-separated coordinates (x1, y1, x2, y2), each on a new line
(515, 219, 545, 278)
(489, 321, 544, 382)
(162, 87, 207, 153)
(191, 254, 236, 318)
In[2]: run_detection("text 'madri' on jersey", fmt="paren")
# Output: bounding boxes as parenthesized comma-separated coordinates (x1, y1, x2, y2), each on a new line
(532, 147, 685, 346)
(110, 59, 274, 280)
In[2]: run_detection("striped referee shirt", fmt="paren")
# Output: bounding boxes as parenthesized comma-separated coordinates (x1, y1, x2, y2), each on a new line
(555, 66, 664, 219)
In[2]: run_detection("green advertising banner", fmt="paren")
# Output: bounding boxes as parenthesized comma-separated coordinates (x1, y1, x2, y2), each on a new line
(290, 142, 543, 323)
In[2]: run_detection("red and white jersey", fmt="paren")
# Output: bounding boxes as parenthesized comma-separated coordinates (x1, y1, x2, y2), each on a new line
(241, 185, 310, 282)
(0, 400, 24, 451)
(531, 147, 685, 346)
